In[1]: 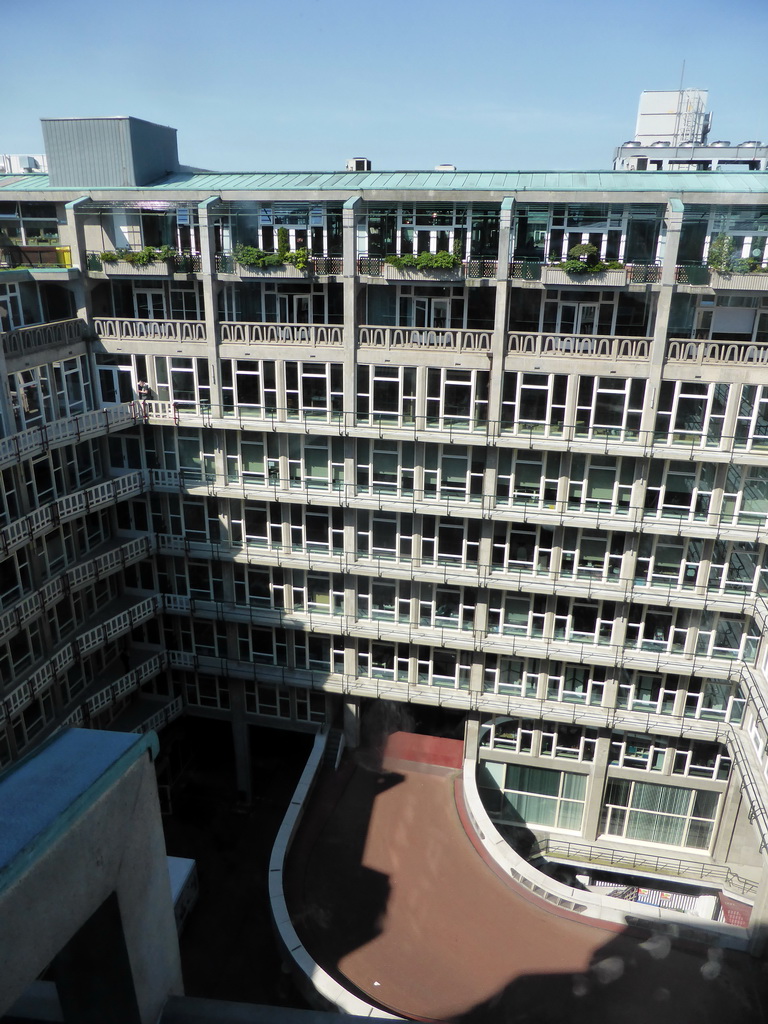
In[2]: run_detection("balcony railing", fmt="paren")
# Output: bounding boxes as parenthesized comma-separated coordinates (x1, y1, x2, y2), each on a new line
(93, 317, 207, 342)
(219, 321, 343, 346)
(541, 266, 628, 287)
(2, 317, 88, 357)
(0, 245, 71, 269)
(357, 256, 497, 280)
(0, 404, 140, 472)
(507, 331, 651, 361)
(667, 338, 768, 365)
(358, 325, 492, 352)
(215, 252, 344, 277)
(86, 251, 202, 274)
(675, 264, 710, 285)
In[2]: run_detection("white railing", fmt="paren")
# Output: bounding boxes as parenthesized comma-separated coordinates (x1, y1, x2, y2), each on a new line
(2, 318, 87, 358)
(268, 729, 400, 1016)
(462, 755, 751, 949)
(85, 651, 168, 715)
(136, 697, 183, 734)
(0, 404, 139, 472)
(507, 332, 651, 360)
(93, 317, 207, 342)
(667, 338, 768, 366)
(358, 325, 492, 352)
(220, 322, 343, 346)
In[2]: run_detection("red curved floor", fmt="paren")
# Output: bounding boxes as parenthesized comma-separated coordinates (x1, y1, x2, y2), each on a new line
(285, 733, 765, 1023)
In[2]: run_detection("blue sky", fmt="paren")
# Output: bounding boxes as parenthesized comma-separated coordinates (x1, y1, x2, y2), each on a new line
(3, 0, 767, 172)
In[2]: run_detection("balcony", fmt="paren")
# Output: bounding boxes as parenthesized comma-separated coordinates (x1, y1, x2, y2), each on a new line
(93, 316, 207, 343)
(541, 266, 628, 287)
(215, 253, 342, 278)
(0, 245, 71, 269)
(86, 250, 202, 275)
(507, 331, 651, 361)
(667, 337, 768, 366)
(2, 317, 88, 358)
(220, 321, 343, 346)
(357, 256, 469, 282)
(358, 325, 492, 352)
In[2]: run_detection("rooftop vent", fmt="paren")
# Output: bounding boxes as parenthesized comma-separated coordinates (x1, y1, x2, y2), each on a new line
(711, 141, 731, 147)
(434, 164, 457, 171)
(346, 157, 371, 172)
(622, 141, 642, 147)
(738, 141, 761, 147)
(679, 141, 697, 148)
(651, 141, 671, 148)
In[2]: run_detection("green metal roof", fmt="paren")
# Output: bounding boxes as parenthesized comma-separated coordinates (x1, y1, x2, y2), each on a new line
(2, 169, 768, 194)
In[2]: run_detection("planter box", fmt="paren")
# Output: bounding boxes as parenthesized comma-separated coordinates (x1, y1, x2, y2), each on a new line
(710, 271, 768, 292)
(541, 267, 627, 286)
(382, 264, 464, 282)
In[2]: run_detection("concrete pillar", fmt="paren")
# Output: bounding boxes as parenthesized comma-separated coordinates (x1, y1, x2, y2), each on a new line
(198, 197, 223, 416)
(581, 732, 612, 841)
(228, 679, 252, 804)
(51, 892, 141, 1024)
(342, 196, 361, 433)
(748, 855, 768, 955)
(639, 198, 684, 439)
(343, 696, 361, 749)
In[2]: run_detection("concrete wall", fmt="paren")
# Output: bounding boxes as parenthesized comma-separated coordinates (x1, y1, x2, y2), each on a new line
(0, 744, 183, 1023)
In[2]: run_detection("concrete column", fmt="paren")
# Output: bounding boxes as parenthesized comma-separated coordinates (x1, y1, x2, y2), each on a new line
(52, 892, 141, 1024)
(198, 197, 223, 416)
(228, 678, 252, 804)
(748, 855, 768, 954)
(639, 198, 684, 439)
(581, 732, 612, 841)
(487, 198, 514, 439)
(342, 196, 361, 432)
(343, 696, 361, 749)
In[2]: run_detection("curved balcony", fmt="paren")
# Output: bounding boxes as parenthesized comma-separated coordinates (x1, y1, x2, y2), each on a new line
(666, 338, 768, 366)
(219, 321, 343, 346)
(2, 317, 88, 358)
(93, 317, 207, 343)
(358, 325, 492, 352)
(507, 331, 650, 361)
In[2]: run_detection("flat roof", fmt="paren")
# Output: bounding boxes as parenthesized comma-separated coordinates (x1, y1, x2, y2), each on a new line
(0, 727, 157, 896)
(2, 169, 768, 194)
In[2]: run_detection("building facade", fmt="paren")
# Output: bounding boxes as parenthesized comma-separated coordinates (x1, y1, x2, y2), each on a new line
(3, 119, 768, 919)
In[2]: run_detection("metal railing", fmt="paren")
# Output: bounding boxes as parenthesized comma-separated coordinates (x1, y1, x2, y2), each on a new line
(0, 245, 71, 269)
(86, 251, 202, 273)
(0, 403, 139, 472)
(533, 837, 758, 896)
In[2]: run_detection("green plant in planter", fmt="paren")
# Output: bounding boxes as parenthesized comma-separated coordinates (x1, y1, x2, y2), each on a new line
(284, 247, 311, 270)
(707, 233, 736, 273)
(233, 243, 284, 268)
(556, 242, 615, 275)
(157, 244, 179, 261)
(385, 250, 461, 270)
(99, 250, 122, 263)
(124, 246, 158, 267)
(277, 227, 290, 261)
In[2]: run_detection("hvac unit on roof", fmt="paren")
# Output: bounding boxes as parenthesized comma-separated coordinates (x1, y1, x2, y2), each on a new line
(346, 158, 372, 172)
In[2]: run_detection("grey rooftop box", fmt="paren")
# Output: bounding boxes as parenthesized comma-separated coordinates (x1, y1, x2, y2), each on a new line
(41, 116, 179, 188)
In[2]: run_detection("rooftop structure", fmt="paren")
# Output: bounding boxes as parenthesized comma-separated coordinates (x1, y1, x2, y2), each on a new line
(3, 115, 768, 1014)
(614, 89, 768, 172)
